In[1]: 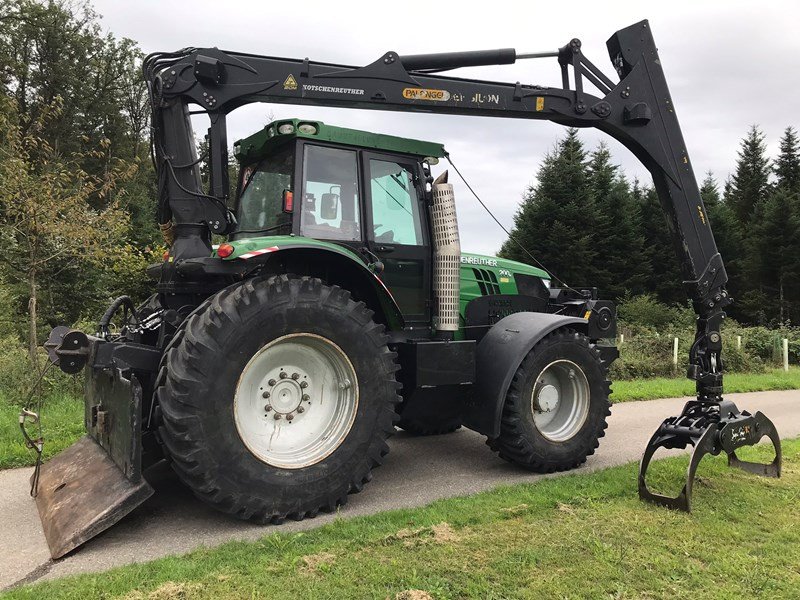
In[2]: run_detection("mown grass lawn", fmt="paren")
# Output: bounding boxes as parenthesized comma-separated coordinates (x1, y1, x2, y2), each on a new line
(611, 367, 800, 402)
(1, 370, 799, 469)
(4, 439, 797, 599)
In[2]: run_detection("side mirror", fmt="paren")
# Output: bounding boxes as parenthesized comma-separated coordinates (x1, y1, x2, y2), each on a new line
(320, 192, 339, 220)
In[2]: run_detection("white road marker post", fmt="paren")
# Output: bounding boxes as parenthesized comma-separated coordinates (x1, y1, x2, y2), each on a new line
(783, 338, 789, 372)
(673, 337, 679, 371)
(619, 333, 624, 345)
(737, 335, 742, 350)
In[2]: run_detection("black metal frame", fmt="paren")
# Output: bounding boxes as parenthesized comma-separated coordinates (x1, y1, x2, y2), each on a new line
(138, 19, 780, 510)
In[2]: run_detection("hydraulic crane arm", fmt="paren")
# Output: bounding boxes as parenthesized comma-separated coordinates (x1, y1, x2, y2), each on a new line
(145, 19, 729, 404)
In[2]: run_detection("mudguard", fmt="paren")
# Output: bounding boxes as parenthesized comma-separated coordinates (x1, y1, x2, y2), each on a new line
(462, 312, 586, 438)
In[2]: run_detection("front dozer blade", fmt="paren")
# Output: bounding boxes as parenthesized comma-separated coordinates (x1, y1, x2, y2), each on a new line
(34, 436, 154, 559)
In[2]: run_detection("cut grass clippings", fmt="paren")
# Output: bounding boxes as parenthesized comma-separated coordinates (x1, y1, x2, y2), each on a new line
(3, 439, 797, 599)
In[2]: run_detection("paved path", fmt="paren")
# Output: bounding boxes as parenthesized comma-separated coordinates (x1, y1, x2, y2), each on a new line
(2, 390, 798, 590)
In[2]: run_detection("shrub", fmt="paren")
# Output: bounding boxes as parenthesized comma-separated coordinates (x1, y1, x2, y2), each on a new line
(0, 336, 81, 407)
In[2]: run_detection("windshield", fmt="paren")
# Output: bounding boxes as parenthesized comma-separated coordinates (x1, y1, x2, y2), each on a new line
(234, 145, 294, 238)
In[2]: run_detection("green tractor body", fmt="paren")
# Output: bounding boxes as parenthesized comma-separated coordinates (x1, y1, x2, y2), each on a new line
(36, 118, 617, 558)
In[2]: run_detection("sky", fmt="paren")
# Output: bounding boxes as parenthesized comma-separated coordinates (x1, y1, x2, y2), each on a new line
(93, 0, 800, 255)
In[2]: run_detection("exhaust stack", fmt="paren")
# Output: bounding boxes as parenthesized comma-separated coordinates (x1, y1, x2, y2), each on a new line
(430, 171, 461, 339)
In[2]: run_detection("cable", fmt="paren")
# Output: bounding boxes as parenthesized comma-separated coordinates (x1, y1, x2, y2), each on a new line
(444, 154, 578, 292)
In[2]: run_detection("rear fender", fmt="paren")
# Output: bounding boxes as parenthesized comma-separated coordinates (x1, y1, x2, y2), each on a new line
(462, 312, 587, 438)
(237, 244, 405, 329)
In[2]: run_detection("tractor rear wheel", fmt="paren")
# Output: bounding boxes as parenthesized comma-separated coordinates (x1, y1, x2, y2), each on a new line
(488, 328, 610, 472)
(156, 275, 400, 522)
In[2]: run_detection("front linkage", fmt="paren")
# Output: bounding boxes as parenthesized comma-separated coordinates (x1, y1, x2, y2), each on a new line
(637, 256, 782, 511)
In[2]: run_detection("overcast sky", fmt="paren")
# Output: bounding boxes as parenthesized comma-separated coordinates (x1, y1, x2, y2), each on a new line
(94, 0, 799, 255)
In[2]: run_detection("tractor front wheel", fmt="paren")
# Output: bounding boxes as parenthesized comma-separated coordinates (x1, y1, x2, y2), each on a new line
(488, 328, 611, 472)
(156, 275, 400, 522)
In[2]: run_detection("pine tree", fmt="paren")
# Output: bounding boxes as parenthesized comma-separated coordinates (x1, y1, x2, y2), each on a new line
(750, 188, 800, 324)
(587, 143, 647, 299)
(728, 125, 771, 223)
(775, 126, 800, 193)
(700, 172, 747, 319)
(499, 129, 603, 288)
(635, 181, 685, 305)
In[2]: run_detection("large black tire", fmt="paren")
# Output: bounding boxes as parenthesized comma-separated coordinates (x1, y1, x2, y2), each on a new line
(488, 328, 611, 472)
(155, 275, 400, 522)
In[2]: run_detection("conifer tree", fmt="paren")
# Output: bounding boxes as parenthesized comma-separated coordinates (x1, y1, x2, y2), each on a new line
(775, 126, 800, 193)
(635, 182, 685, 305)
(586, 143, 647, 299)
(728, 125, 771, 223)
(499, 129, 602, 288)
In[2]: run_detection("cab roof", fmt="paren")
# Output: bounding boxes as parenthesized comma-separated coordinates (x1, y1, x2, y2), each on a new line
(233, 118, 447, 164)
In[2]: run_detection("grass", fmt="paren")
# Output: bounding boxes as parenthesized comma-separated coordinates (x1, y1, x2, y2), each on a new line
(0, 392, 84, 470)
(1, 369, 799, 469)
(4, 439, 797, 599)
(611, 367, 800, 402)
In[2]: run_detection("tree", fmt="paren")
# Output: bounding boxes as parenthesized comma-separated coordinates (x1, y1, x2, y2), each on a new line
(0, 98, 133, 367)
(749, 188, 800, 324)
(699, 172, 748, 318)
(635, 181, 685, 305)
(775, 126, 800, 193)
(727, 125, 771, 223)
(499, 129, 603, 288)
(586, 142, 647, 299)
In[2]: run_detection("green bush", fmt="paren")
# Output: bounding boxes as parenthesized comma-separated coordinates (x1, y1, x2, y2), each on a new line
(617, 293, 684, 331)
(0, 336, 81, 407)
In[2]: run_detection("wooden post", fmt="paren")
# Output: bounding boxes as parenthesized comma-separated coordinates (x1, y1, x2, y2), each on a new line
(783, 338, 789, 372)
(673, 337, 679, 370)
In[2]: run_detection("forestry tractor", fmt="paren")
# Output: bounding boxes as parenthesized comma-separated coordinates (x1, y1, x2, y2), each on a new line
(28, 20, 781, 558)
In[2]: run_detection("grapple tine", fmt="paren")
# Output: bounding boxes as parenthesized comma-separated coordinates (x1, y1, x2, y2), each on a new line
(639, 400, 782, 513)
(638, 418, 716, 512)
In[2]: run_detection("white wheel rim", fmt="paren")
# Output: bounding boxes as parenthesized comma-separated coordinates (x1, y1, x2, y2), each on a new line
(530, 359, 590, 442)
(234, 333, 358, 469)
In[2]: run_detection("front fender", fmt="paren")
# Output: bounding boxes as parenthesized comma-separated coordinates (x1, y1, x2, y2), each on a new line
(462, 312, 587, 438)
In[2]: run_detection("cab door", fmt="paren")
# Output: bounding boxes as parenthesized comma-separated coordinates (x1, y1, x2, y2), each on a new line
(362, 153, 431, 325)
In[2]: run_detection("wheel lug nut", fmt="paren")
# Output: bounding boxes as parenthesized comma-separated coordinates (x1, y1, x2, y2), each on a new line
(291, 372, 300, 380)
(279, 371, 288, 379)
(265, 405, 272, 411)
(302, 394, 310, 402)
(262, 391, 270, 398)
(297, 406, 305, 413)
(300, 381, 308, 389)
(286, 413, 294, 421)
(268, 379, 276, 386)
(274, 414, 282, 420)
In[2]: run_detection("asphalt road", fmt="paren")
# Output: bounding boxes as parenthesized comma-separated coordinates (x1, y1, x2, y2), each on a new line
(2, 390, 798, 590)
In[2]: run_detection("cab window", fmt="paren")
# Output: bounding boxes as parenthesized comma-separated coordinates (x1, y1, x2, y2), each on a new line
(301, 145, 361, 241)
(234, 145, 293, 237)
(368, 160, 423, 246)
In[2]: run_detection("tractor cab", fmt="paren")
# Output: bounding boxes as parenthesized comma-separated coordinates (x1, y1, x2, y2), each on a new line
(231, 119, 447, 323)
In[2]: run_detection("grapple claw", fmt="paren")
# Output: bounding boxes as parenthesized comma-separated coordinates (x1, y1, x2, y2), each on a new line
(638, 400, 781, 512)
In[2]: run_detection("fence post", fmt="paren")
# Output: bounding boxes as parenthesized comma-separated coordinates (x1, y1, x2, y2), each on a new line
(737, 335, 742, 350)
(783, 338, 789, 372)
(673, 337, 679, 370)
